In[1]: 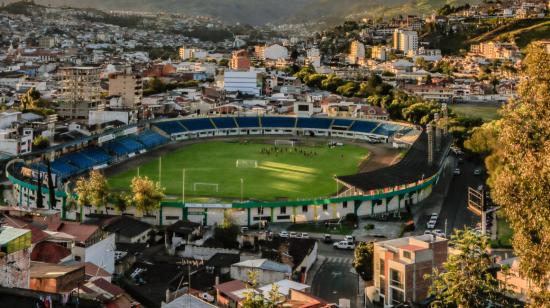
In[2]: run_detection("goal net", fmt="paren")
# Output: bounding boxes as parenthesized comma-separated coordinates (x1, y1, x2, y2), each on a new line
(274, 140, 295, 147)
(236, 159, 258, 168)
(193, 182, 219, 192)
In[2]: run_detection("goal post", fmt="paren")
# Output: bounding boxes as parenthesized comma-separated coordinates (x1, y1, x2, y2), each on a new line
(193, 182, 219, 192)
(235, 159, 258, 168)
(274, 140, 295, 147)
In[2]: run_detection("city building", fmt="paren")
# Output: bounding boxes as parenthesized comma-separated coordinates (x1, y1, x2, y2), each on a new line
(348, 40, 366, 64)
(393, 29, 418, 54)
(230, 259, 292, 285)
(0, 227, 32, 289)
(469, 41, 519, 60)
(57, 66, 101, 119)
(306, 47, 322, 68)
(372, 45, 389, 61)
(369, 234, 448, 307)
(229, 49, 251, 71)
(255, 44, 289, 60)
(178, 46, 207, 60)
(108, 67, 143, 109)
(0, 110, 33, 155)
(223, 70, 262, 96)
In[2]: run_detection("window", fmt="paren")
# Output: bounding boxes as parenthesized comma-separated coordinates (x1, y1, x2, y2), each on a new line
(390, 288, 405, 305)
(280, 206, 286, 214)
(302, 206, 308, 213)
(322, 204, 328, 211)
(74, 256, 81, 261)
(379, 259, 385, 276)
(403, 251, 411, 259)
(390, 269, 403, 289)
(257, 207, 264, 215)
(380, 278, 385, 295)
(343, 201, 347, 209)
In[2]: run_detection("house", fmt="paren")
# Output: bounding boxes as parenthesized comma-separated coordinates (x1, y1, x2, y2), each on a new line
(230, 259, 292, 285)
(258, 279, 310, 299)
(368, 234, 448, 307)
(205, 252, 240, 277)
(58, 222, 116, 273)
(214, 279, 247, 307)
(284, 289, 334, 308)
(30, 241, 72, 264)
(102, 216, 152, 244)
(0, 227, 32, 288)
(162, 294, 216, 308)
(78, 277, 141, 308)
(85, 261, 113, 282)
(0, 285, 101, 308)
(165, 219, 203, 250)
(496, 257, 550, 303)
(29, 262, 85, 293)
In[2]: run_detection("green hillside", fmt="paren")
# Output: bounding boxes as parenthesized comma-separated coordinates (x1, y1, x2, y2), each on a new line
(469, 18, 550, 49)
(6, 0, 477, 25)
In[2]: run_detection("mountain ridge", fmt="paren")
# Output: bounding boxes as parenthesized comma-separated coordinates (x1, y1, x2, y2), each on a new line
(5, 0, 473, 25)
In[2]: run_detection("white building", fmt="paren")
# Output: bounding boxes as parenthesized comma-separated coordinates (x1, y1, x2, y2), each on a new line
(393, 29, 418, 54)
(372, 46, 389, 61)
(256, 44, 289, 60)
(223, 70, 262, 96)
(306, 47, 321, 68)
(230, 259, 292, 285)
(348, 40, 366, 64)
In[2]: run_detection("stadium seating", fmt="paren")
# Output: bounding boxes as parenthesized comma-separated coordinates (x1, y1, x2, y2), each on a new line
(117, 137, 145, 153)
(235, 117, 260, 128)
(296, 117, 332, 129)
(81, 147, 111, 165)
(261, 117, 297, 128)
(211, 117, 238, 129)
(350, 120, 378, 133)
(331, 119, 354, 128)
(372, 123, 402, 137)
(180, 118, 215, 131)
(136, 131, 169, 149)
(51, 161, 79, 178)
(59, 153, 96, 170)
(153, 121, 187, 135)
(102, 141, 130, 156)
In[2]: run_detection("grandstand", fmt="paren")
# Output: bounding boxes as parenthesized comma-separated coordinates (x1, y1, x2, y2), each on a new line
(6, 116, 435, 227)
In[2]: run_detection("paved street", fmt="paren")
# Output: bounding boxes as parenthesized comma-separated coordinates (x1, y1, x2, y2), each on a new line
(311, 255, 358, 307)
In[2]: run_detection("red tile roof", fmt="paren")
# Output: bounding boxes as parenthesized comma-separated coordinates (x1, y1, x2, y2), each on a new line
(85, 262, 111, 279)
(31, 241, 71, 263)
(3, 215, 49, 244)
(215, 279, 246, 301)
(57, 222, 98, 243)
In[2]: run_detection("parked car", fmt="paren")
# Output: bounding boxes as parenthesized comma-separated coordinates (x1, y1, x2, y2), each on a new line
(433, 229, 446, 238)
(289, 232, 298, 238)
(474, 168, 482, 175)
(453, 168, 461, 175)
(323, 234, 332, 243)
(279, 231, 289, 238)
(300, 233, 309, 239)
(333, 241, 355, 250)
(344, 235, 355, 242)
(426, 219, 437, 229)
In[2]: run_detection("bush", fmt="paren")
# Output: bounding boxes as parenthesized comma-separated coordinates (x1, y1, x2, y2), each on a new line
(364, 223, 375, 230)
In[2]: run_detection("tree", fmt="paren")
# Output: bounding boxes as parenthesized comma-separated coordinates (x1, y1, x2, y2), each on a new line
(130, 176, 164, 216)
(36, 172, 44, 209)
(46, 160, 56, 209)
(74, 170, 110, 213)
(213, 210, 240, 249)
(112, 192, 130, 214)
(241, 271, 280, 308)
(427, 228, 510, 307)
(32, 135, 49, 150)
(487, 43, 550, 306)
(353, 241, 374, 281)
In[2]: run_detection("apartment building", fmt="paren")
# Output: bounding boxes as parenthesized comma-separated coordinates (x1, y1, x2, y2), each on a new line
(108, 67, 143, 109)
(57, 66, 101, 119)
(348, 40, 366, 65)
(223, 70, 262, 96)
(393, 29, 418, 54)
(255, 44, 289, 60)
(372, 45, 389, 61)
(469, 41, 518, 60)
(0, 227, 32, 289)
(371, 234, 448, 307)
(230, 49, 251, 71)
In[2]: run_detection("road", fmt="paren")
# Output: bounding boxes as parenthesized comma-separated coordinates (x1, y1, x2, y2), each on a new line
(311, 255, 357, 307)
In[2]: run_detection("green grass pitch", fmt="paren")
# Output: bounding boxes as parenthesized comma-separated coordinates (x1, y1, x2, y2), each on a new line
(108, 140, 370, 202)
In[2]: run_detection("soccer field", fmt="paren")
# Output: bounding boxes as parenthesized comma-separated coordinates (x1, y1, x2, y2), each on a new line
(108, 140, 370, 202)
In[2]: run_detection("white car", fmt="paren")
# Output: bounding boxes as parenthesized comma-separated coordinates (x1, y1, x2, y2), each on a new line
(289, 232, 298, 238)
(300, 233, 309, 239)
(432, 229, 446, 238)
(344, 235, 355, 242)
(279, 231, 289, 238)
(426, 219, 437, 229)
(333, 241, 355, 250)
(453, 168, 461, 175)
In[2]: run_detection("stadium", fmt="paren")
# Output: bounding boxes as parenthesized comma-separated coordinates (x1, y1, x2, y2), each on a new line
(5, 115, 449, 226)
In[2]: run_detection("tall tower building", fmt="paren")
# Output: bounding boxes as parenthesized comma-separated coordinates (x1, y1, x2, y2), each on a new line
(57, 66, 101, 119)
(348, 40, 366, 65)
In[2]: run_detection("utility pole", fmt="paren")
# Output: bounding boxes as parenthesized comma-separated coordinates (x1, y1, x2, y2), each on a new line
(159, 157, 162, 186)
(182, 169, 185, 203)
(240, 178, 244, 202)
